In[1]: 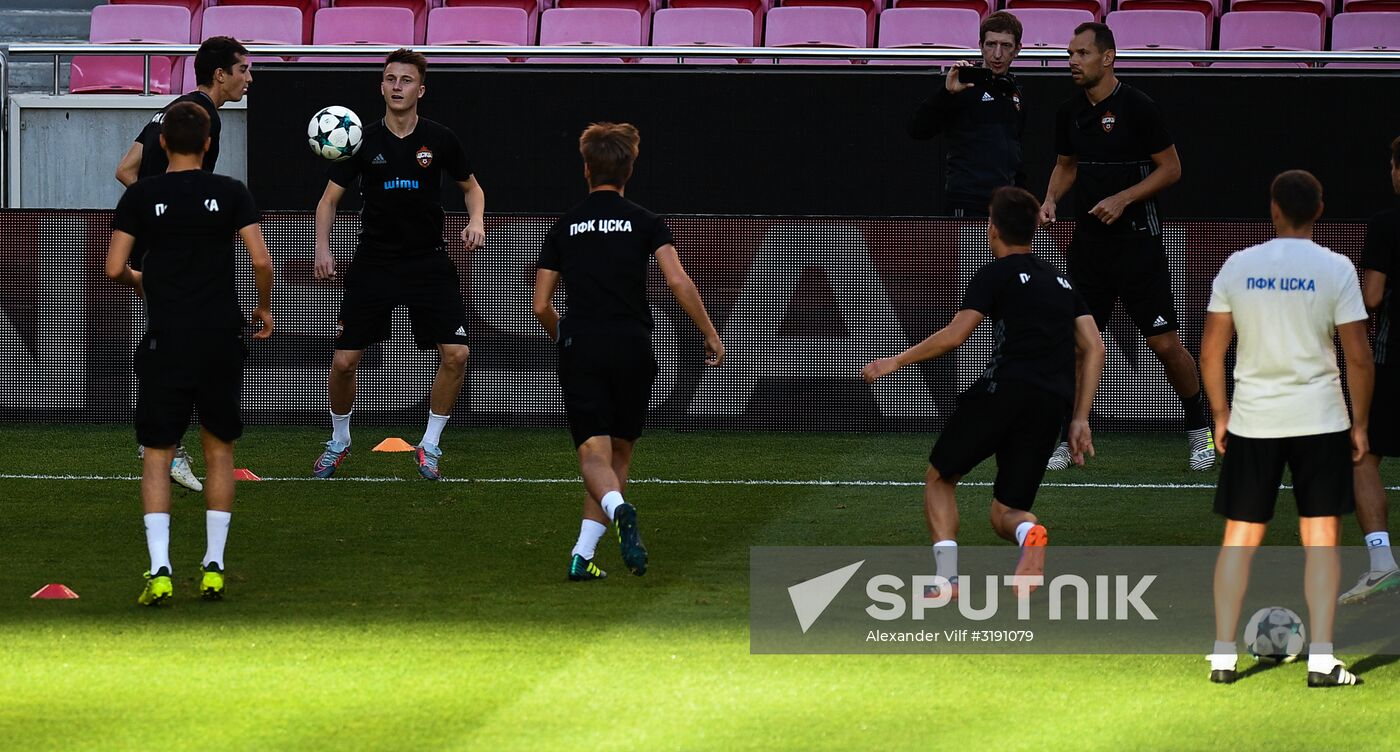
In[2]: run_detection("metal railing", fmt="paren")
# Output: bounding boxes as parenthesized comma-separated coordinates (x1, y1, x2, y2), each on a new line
(8, 42, 1400, 96)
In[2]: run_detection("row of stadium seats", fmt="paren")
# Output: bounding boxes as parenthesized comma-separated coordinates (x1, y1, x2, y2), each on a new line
(71, 3, 1400, 93)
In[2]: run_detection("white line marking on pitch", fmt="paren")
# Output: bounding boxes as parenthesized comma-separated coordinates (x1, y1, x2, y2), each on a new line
(2, 473, 1392, 491)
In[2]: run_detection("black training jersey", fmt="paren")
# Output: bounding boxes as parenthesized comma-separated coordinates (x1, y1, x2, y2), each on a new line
(537, 190, 673, 333)
(908, 72, 1026, 204)
(1054, 82, 1172, 239)
(135, 91, 221, 178)
(113, 170, 259, 334)
(1364, 207, 1400, 366)
(961, 252, 1090, 402)
(327, 117, 473, 258)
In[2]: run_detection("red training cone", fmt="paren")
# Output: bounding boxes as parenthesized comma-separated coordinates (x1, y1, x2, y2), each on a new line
(31, 584, 79, 599)
(233, 468, 262, 481)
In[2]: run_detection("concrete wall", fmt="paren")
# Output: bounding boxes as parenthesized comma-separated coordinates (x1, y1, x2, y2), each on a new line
(7, 94, 247, 208)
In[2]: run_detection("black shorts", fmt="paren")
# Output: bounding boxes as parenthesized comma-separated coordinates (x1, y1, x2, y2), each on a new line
(1368, 364, 1400, 457)
(336, 251, 470, 351)
(134, 331, 245, 447)
(1214, 431, 1355, 523)
(558, 325, 657, 448)
(929, 380, 1068, 511)
(1066, 234, 1177, 337)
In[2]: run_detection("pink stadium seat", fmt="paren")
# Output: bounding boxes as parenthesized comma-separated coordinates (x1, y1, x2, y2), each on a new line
(444, 0, 542, 46)
(871, 7, 980, 65)
(1015, 7, 1096, 49)
(668, 0, 769, 47)
(304, 6, 416, 62)
(214, 0, 321, 44)
(1327, 11, 1400, 67)
(763, 6, 867, 63)
(110, 0, 207, 41)
(1106, 9, 1211, 66)
(782, 0, 885, 48)
(890, 0, 992, 21)
(556, 0, 656, 44)
(426, 6, 528, 63)
(70, 5, 191, 94)
(1230, 0, 1331, 19)
(1006, 0, 1108, 22)
(1344, 0, 1400, 11)
(181, 5, 303, 95)
(530, 7, 642, 62)
(641, 8, 755, 63)
(333, 0, 434, 45)
(1216, 10, 1322, 67)
(1116, 0, 1219, 22)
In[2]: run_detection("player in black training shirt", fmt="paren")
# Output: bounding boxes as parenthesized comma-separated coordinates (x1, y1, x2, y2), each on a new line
(533, 123, 723, 582)
(863, 188, 1103, 600)
(106, 102, 273, 606)
(114, 36, 251, 492)
(310, 49, 486, 482)
(1341, 136, 1400, 604)
(1040, 22, 1213, 473)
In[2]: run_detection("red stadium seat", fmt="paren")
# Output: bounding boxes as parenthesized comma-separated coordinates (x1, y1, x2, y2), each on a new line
(762, 6, 866, 64)
(1106, 9, 1211, 67)
(1327, 10, 1400, 67)
(213, 0, 322, 44)
(1115, 0, 1219, 24)
(181, 5, 303, 93)
(70, 5, 191, 94)
(303, 6, 416, 62)
(1215, 10, 1322, 68)
(110, 0, 208, 40)
(889, 0, 992, 22)
(1229, 0, 1331, 20)
(641, 8, 755, 63)
(555, 0, 656, 44)
(782, 0, 886, 49)
(529, 7, 642, 62)
(668, 0, 768, 48)
(332, 0, 434, 45)
(1014, 7, 1095, 51)
(426, 6, 530, 63)
(1006, 0, 1108, 22)
(871, 7, 980, 65)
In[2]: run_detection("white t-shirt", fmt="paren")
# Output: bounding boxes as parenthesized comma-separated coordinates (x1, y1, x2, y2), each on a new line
(1207, 237, 1367, 439)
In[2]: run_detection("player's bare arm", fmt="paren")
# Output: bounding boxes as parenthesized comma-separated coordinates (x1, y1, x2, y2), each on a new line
(532, 267, 562, 342)
(1091, 145, 1181, 226)
(1041, 154, 1077, 226)
(862, 309, 983, 383)
(1069, 313, 1105, 464)
(656, 244, 723, 366)
(314, 180, 346, 279)
(115, 143, 143, 188)
(1338, 319, 1374, 463)
(240, 223, 275, 340)
(459, 176, 486, 250)
(105, 230, 142, 296)
(1200, 310, 1234, 455)
(1363, 269, 1388, 311)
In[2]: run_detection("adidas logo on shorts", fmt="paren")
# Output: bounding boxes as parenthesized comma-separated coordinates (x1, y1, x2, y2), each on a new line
(1153, 315, 1167, 327)
(455, 326, 467, 336)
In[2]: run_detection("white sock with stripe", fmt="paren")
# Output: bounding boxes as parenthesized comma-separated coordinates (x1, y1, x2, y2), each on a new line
(1366, 531, 1397, 572)
(600, 491, 626, 521)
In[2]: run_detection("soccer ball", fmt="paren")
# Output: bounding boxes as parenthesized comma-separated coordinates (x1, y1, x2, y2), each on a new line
(307, 105, 363, 162)
(1244, 606, 1306, 663)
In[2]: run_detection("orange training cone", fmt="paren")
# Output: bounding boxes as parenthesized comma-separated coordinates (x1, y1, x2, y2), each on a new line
(31, 584, 79, 599)
(233, 468, 262, 481)
(373, 437, 415, 452)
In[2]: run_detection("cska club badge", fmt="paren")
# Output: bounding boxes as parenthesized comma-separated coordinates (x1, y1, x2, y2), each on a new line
(1101, 111, 1116, 133)
(416, 146, 433, 168)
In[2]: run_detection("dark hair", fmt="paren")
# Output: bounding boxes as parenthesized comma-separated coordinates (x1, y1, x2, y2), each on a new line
(384, 48, 427, 81)
(580, 122, 640, 188)
(1271, 170, 1324, 227)
(989, 187, 1040, 247)
(194, 36, 248, 88)
(981, 11, 1023, 46)
(1073, 22, 1116, 52)
(161, 101, 211, 156)
(1391, 135, 1400, 168)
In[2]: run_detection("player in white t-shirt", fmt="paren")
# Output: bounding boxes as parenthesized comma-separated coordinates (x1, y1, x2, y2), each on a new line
(1200, 170, 1373, 688)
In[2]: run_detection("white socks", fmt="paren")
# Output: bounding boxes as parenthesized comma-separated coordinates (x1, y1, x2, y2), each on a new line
(204, 510, 231, 569)
(421, 410, 449, 449)
(1208, 640, 1237, 671)
(572, 519, 608, 560)
(1366, 531, 1398, 572)
(1308, 644, 1338, 674)
(600, 491, 626, 521)
(933, 540, 958, 581)
(1015, 521, 1035, 546)
(144, 513, 171, 575)
(331, 411, 352, 446)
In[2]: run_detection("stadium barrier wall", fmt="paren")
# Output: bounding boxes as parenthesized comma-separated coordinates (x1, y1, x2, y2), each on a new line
(0, 210, 1366, 431)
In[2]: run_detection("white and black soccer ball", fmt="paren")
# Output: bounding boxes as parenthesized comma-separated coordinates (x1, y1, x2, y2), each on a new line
(1244, 606, 1306, 663)
(307, 105, 363, 162)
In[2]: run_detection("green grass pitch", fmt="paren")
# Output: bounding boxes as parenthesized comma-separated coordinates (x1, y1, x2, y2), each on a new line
(1, 424, 1397, 751)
